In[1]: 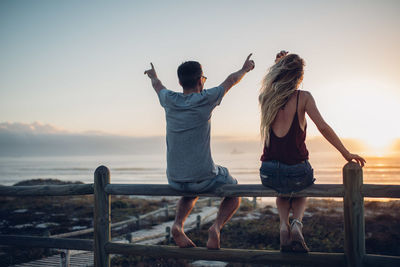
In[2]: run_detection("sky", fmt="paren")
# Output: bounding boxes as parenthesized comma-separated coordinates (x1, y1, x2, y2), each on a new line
(1, 0, 400, 152)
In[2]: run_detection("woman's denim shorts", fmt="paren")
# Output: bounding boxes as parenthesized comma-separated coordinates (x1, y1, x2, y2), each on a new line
(260, 160, 315, 194)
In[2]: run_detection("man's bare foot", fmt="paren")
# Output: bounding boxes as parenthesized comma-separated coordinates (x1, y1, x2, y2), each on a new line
(171, 224, 196, 248)
(206, 225, 220, 250)
(280, 223, 291, 252)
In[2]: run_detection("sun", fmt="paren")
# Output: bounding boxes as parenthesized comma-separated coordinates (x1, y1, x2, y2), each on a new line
(361, 136, 394, 156)
(323, 80, 400, 156)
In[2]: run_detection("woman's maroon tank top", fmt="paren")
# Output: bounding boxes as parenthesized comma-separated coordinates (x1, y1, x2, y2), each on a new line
(260, 91, 309, 165)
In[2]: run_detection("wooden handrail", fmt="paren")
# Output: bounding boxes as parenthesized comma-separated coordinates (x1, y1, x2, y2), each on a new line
(105, 183, 346, 197)
(0, 235, 93, 251)
(104, 243, 347, 266)
(361, 184, 400, 198)
(0, 183, 94, 196)
(2, 183, 400, 198)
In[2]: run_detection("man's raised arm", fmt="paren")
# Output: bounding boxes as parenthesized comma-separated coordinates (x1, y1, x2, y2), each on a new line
(219, 53, 255, 94)
(144, 63, 166, 94)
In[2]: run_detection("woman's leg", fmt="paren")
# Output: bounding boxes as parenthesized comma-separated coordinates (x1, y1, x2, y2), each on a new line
(291, 197, 306, 221)
(276, 197, 291, 249)
(290, 197, 309, 252)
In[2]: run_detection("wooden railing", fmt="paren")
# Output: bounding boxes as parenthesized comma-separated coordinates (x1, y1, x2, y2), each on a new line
(1, 162, 400, 267)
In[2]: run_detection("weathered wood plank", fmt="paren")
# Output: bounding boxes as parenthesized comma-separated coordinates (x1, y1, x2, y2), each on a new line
(94, 166, 110, 267)
(343, 162, 365, 267)
(0, 184, 93, 196)
(362, 184, 400, 198)
(105, 184, 345, 197)
(364, 254, 400, 267)
(130, 232, 165, 243)
(216, 184, 344, 197)
(0, 235, 92, 251)
(51, 227, 94, 238)
(104, 242, 346, 266)
(2, 182, 399, 198)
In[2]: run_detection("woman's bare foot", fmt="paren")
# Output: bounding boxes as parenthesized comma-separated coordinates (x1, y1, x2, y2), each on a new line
(171, 224, 196, 248)
(206, 225, 220, 250)
(290, 219, 309, 253)
(280, 223, 291, 252)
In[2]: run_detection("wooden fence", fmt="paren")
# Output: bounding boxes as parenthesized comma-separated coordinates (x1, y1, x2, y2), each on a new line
(1, 162, 400, 267)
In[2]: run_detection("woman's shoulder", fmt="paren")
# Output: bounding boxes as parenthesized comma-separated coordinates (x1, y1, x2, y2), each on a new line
(298, 90, 314, 102)
(298, 89, 312, 97)
(297, 90, 315, 110)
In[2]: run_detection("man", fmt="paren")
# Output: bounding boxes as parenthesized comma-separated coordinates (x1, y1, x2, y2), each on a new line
(144, 54, 255, 249)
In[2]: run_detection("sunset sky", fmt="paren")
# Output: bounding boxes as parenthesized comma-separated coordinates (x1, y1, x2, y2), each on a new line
(1, 0, 399, 152)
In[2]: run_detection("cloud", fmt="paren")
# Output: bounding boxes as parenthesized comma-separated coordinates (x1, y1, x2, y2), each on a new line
(0, 122, 165, 156)
(0, 122, 68, 135)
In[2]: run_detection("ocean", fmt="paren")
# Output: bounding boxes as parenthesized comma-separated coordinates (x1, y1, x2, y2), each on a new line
(1, 151, 399, 186)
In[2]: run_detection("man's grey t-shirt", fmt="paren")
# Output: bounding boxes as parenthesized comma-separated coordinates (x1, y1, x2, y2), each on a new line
(158, 86, 225, 183)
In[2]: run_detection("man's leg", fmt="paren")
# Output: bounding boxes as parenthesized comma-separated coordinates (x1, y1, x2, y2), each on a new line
(206, 196, 241, 249)
(276, 197, 291, 249)
(171, 196, 198, 248)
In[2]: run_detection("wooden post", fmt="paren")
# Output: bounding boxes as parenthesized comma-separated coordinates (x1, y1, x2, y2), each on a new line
(60, 250, 70, 267)
(60, 251, 66, 267)
(343, 162, 365, 267)
(43, 230, 51, 255)
(196, 215, 201, 230)
(135, 215, 140, 229)
(252, 197, 257, 209)
(165, 226, 171, 244)
(164, 203, 169, 218)
(94, 166, 110, 267)
(126, 233, 132, 243)
(208, 198, 212, 206)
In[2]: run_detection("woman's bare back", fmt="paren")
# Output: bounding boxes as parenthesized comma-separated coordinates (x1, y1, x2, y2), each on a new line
(271, 90, 307, 137)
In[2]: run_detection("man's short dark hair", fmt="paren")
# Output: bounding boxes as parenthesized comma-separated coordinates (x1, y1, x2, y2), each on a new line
(177, 61, 203, 89)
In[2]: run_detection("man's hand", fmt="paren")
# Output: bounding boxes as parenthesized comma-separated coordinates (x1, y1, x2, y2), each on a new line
(275, 50, 289, 63)
(144, 63, 157, 79)
(242, 53, 255, 72)
(144, 63, 165, 94)
(220, 53, 255, 94)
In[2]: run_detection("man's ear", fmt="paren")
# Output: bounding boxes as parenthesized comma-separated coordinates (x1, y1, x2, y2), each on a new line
(197, 78, 203, 89)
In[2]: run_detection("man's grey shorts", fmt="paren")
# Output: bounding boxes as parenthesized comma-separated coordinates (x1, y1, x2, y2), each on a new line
(168, 165, 237, 193)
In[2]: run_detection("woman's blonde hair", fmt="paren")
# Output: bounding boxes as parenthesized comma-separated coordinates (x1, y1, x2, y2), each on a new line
(259, 54, 305, 146)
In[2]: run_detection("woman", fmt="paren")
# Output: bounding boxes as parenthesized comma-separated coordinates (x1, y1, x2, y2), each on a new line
(259, 51, 366, 253)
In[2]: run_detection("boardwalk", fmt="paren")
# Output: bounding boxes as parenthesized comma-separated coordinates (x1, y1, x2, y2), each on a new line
(10, 204, 218, 267)
(10, 251, 94, 267)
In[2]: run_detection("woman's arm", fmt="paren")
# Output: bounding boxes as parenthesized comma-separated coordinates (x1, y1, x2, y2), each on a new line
(304, 91, 366, 166)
